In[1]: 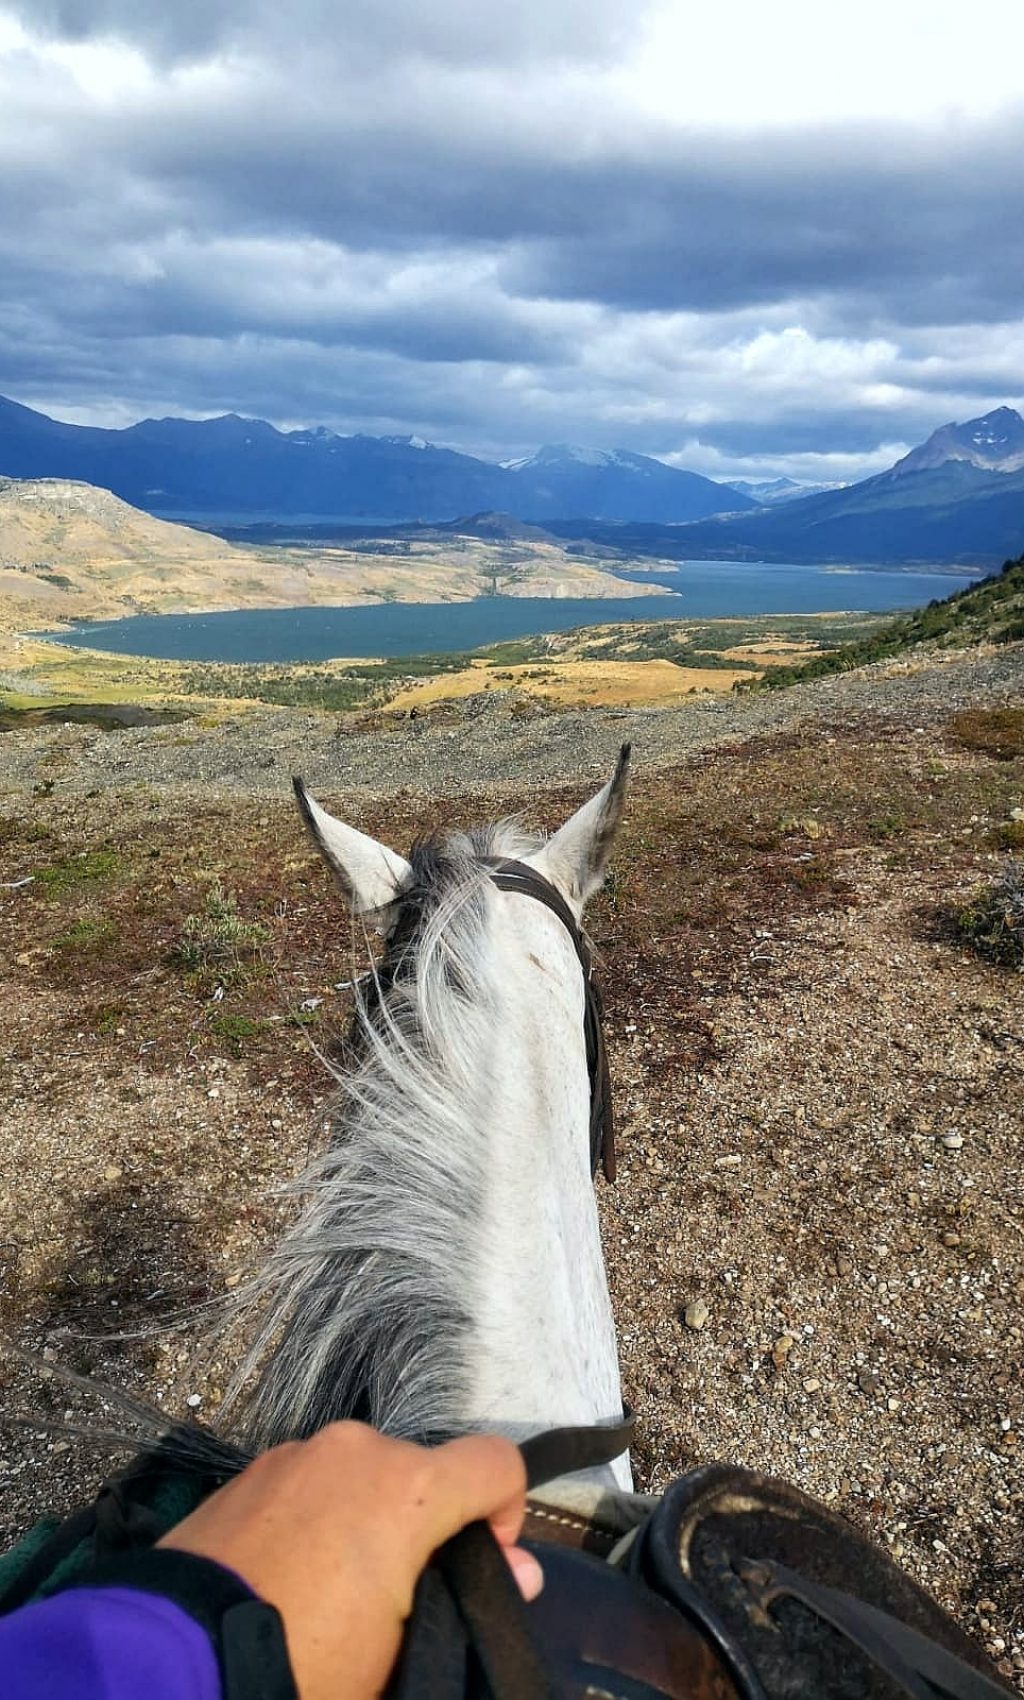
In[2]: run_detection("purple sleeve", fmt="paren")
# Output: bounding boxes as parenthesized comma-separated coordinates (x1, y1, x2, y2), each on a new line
(0, 1586, 222, 1700)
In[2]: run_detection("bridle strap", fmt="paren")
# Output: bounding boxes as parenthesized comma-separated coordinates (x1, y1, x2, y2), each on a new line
(482, 858, 616, 1183)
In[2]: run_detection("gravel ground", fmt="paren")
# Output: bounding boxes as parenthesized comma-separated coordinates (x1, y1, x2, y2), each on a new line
(0, 644, 1021, 800)
(1, 643, 1022, 1686)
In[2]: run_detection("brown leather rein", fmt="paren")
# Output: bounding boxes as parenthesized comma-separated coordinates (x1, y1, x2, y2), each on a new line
(482, 857, 616, 1184)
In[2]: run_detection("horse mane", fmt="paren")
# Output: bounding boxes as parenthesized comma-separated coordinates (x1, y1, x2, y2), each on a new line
(221, 817, 542, 1448)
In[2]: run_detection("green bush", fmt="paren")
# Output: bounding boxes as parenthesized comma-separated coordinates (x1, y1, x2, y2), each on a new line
(173, 884, 271, 983)
(954, 859, 1024, 969)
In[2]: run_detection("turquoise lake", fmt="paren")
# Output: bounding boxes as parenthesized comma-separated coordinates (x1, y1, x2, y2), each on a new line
(49, 561, 978, 663)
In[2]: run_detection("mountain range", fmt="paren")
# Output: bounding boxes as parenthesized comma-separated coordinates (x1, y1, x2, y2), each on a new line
(0, 397, 750, 526)
(545, 409, 1024, 569)
(0, 394, 1022, 566)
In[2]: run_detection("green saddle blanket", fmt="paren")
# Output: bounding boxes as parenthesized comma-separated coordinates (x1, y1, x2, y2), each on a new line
(0, 1431, 235, 1614)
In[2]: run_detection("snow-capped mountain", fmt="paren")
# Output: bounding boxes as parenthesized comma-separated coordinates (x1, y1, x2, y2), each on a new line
(0, 401, 751, 524)
(887, 406, 1024, 478)
(501, 442, 751, 522)
(726, 476, 844, 505)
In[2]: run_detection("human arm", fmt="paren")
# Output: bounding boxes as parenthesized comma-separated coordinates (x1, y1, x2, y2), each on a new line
(0, 1425, 540, 1700)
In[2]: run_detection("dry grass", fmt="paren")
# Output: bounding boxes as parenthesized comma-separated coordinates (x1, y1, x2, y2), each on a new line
(387, 657, 756, 711)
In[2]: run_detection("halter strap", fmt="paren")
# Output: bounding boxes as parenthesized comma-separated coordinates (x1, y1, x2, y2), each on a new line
(482, 858, 616, 1183)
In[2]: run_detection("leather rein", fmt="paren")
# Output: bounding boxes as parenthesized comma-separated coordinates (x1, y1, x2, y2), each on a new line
(482, 857, 616, 1184)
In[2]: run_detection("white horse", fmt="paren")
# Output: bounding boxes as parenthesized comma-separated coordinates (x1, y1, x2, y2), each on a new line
(226, 746, 634, 1502)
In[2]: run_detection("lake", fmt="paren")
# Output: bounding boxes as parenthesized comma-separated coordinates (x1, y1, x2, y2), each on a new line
(48, 560, 978, 664)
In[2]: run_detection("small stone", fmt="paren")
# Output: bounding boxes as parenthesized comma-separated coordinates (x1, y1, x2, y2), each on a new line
(715, 1154, 742, 1168)
(887, 1396, 901, 1412)
(684, 1299, 710, 1331)
(835, 1254, 853, 1277)
(942, 1231, 961, 1247)
(772, 1334, 795, 1369)
(224, 1272, 241, 1289)
(803, 1377, 822, 1393)
(857, 1369, 882, 1396)
(940, 1133, 963, 1151)
(271, 1118, 283, 1131)
(103, 1164, 122, 1182)
(186, 1393, 202, 1410)
(208, 1087, 220, 1099)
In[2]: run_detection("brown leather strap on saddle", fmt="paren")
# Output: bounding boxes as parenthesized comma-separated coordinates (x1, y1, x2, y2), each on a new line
(483, 857, 616, 1183)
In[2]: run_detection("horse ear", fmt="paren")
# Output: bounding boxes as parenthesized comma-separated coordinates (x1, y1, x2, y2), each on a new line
(537, 743, 630, 910)
(293, 778, 412, 916)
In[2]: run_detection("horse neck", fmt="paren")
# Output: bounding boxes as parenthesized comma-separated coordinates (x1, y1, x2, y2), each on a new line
(235, 855, 628, 1490)
(460, 890, 629, 1490)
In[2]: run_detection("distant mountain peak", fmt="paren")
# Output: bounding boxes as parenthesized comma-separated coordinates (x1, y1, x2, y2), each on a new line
(890, 405, 1024, 478)
(505, 443, 648, 471)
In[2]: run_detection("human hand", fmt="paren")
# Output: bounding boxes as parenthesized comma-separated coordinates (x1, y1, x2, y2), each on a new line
(158, 1423, 542, 1700)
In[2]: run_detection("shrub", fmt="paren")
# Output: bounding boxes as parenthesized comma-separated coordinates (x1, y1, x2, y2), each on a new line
(954, 859, 1024, 968)
(948, 707, 1024, 762)
(210, 1012, 264, 1054)
(173, 884, 271, 983)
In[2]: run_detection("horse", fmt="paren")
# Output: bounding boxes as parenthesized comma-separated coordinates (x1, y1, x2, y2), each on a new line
(222, 744, 636, 1507)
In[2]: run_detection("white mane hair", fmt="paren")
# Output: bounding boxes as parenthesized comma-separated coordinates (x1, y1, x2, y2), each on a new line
(224, 817, 545, 1449)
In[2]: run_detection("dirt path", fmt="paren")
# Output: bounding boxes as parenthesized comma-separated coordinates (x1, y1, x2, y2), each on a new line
(1, 657, 1022, 1685)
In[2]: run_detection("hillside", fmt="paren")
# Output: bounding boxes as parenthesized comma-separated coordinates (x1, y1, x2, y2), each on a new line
(0, 477, 668, 631)
(0, 396, 750, 525)
(753, 551, 1024, 688)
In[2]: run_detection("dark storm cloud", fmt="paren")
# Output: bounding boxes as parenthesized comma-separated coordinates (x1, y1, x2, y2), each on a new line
(11, 0, 632, 65)
(1, 1, 1023, 475)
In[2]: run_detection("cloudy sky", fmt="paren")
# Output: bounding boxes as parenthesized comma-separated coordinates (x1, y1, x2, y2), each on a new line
(1, 0, 1023, 482)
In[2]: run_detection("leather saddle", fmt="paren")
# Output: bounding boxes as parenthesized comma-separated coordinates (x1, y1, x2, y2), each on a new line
(390, 1452, 1015, 1700)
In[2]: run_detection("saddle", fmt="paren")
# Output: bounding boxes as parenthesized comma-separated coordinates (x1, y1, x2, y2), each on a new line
(0, 1423, 1013, 1700)
(389, 1428, 1016, 1700)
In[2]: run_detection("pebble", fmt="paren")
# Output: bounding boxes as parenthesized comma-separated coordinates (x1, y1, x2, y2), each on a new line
(772, 1334, 795, 1370)
(186, 1393, 202, 1409)
(803, 1377, 822, 1393)
(103, 1164, 122, 1182)
(857, 1369, 882, 1395)
(684, 1299, 710, 1331)
(942, 1231, 962, 1247)
(940, 1133, 963, 1151)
